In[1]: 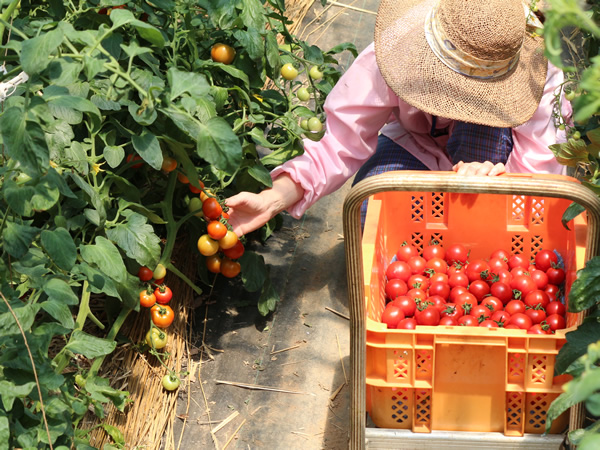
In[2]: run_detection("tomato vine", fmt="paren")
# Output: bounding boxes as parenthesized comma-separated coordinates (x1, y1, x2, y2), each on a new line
(0, 0, 356, 447)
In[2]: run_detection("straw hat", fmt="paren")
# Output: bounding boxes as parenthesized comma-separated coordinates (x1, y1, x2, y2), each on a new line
(374, 0, 547, 127)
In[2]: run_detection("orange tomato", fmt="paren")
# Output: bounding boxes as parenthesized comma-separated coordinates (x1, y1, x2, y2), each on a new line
(211, 43, 236, 64)
(220, 258, 241, 278)
(151, 304, 175, 328)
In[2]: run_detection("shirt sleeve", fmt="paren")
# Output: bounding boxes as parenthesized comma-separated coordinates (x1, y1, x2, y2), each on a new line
(506, 61, 571, 175)
(270, 43, 397, 218)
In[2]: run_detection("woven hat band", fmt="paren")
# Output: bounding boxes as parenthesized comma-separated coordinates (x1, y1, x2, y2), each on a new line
(424, 3, 521, 80)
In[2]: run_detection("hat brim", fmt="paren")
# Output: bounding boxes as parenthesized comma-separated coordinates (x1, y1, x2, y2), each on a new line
(374, 0, 548, 127)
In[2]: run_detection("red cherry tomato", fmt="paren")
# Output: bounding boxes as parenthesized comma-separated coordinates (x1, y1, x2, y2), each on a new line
(546, 301, 566, 316)
(508, 312, 533, 330)
(546, 313, 566, 331)
(385, 279, 409, 300)
(396, 243, 419, 262)
(154, 286, 173, 304)
(423, 243, 446, 261)
(386, 261, 412, 282)
(535, 249, 558, 272)
(546, 267, 566, 286)
(525, 307, 547, 324)
(202, 197, 223, 220)
(491, 310, 511, 324)
(381, 305, 405, 329)
(415, 304, 440, 326)
(490, 281, 512, 305)
(524, 289, 550, 310)
(530, 269, 549, 289)
(397, 317, 417, 329)
(445, 243, 469, 265)
(505, 299, 526, 316)
(407, 256, 427, 275)
(528, 323, 551, 334)
(508, 254, 529, 270)
(408, 274, 430, 290)
(468, 280, 490, 302)
(391, 296, 417, 317)
(458, 315, 478, 327)
(138, 266, 153, 282)
(439, 316, 458, 326)
(428, 281, 451, 300)
(479, 319, 499, 328)
(440, 303, 464, 320)
(481, 296, 503, 313)
(471, 304, 492, 322)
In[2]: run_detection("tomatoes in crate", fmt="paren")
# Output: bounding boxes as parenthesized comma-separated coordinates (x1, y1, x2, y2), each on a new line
(378, 242, 568, 333)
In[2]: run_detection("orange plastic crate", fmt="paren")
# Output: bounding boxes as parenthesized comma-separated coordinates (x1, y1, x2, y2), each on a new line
(362, 177, 587, 437)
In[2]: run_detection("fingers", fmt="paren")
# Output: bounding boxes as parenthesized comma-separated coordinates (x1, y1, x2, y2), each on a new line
(452, 161, 505, 176)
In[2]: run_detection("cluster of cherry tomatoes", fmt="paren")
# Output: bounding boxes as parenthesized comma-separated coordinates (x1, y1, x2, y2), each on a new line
(380, 242, 568, 334)
(137, 263, 175, 331)
(184, 177, 245, 278)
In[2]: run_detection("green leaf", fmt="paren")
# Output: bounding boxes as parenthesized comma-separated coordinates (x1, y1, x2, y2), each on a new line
(241, 0, 266, 29)
(40, 228, 77, 271)
(167, 67, 211, 101)
(105, 210, 161, 267)
(556, 320, 600, 374)
(247, 162, 272, 187)
(197, 0, 237, 29)
(43, 278, 79, 306)
(546, 387, 577, 433)
(64, 330, 116, 358)
(257, 270, 279, 316)
(121, 40, 152, 58)
(3, 221, 38, 259)
(569, 257, 600, 312)
(240, 251, 267, 292)
(20, 28, 64, 75)
(3, 177, 60, 217)
(0, 301, 39, 336)
(84, 375, 129, 412)
(72, 263, 120, 299)
(0, 107, 50, 176)
(0, 380, 36, 410)
(326, 42, 358, 58)
(548, 139, 589, 167)
(301, 42, 324, 65)
(44, 91, 101, 122)
(0, 414, 9, 449)
(562, 201, 586, 230)
(264, 32, 282, 78)
(102, 424, 125, 446)
(104, 145, 125, 168)
(233, 28, 264, 62)
(196, 117, 243, 175)
(80, 236, 128, 283)
(132, 21, 165, 48)
(578, 433, 600, 450)
(132, 131, 163, 170)
(40, 299, 74, 328)
(128, 101, 157, 126)
(195, 60, 250, 89)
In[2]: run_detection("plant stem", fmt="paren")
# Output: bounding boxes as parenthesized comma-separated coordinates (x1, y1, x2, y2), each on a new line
(88, 306, 132, 377)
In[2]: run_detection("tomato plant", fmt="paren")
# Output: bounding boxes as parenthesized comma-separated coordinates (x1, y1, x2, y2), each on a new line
(0, 0, 356, 446)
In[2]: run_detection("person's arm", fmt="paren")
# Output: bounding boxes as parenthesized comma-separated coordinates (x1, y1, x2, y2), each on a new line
(507, 61, 571, 174)
(226, 43, 397, 236)
(226, 174, 304, 237)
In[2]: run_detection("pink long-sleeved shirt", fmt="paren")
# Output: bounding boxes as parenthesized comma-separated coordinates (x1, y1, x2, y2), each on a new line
(271, 43, 570, 219)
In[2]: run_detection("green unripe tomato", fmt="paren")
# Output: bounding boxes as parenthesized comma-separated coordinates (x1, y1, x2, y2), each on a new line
(153, 263, 167, 280)
(300, 119, 309, 130)
(565, 90, 576, 101)
(162, 374, 181, 391)
(572, 131, 581, 140)
(75, 374, 86, 388)
(297, 87, 310, 102)
(307, 117, 323, 132)
(280, 63, 298, 80)
(188, 197, 203, 217)
(309, 65, 323, 80)
(559, 124, 566, 131)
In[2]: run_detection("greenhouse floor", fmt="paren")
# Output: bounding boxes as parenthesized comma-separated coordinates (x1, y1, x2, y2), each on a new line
(172, 2, 378, 449)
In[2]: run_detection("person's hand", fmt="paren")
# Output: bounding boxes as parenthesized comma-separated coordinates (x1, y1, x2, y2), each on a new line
(225, 173, 305, 237)
(225, 192, 277, 237)
(452, 160, 506, 176)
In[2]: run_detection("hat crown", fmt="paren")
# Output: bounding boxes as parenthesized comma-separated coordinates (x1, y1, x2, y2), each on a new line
(437, 0, 525, 61)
